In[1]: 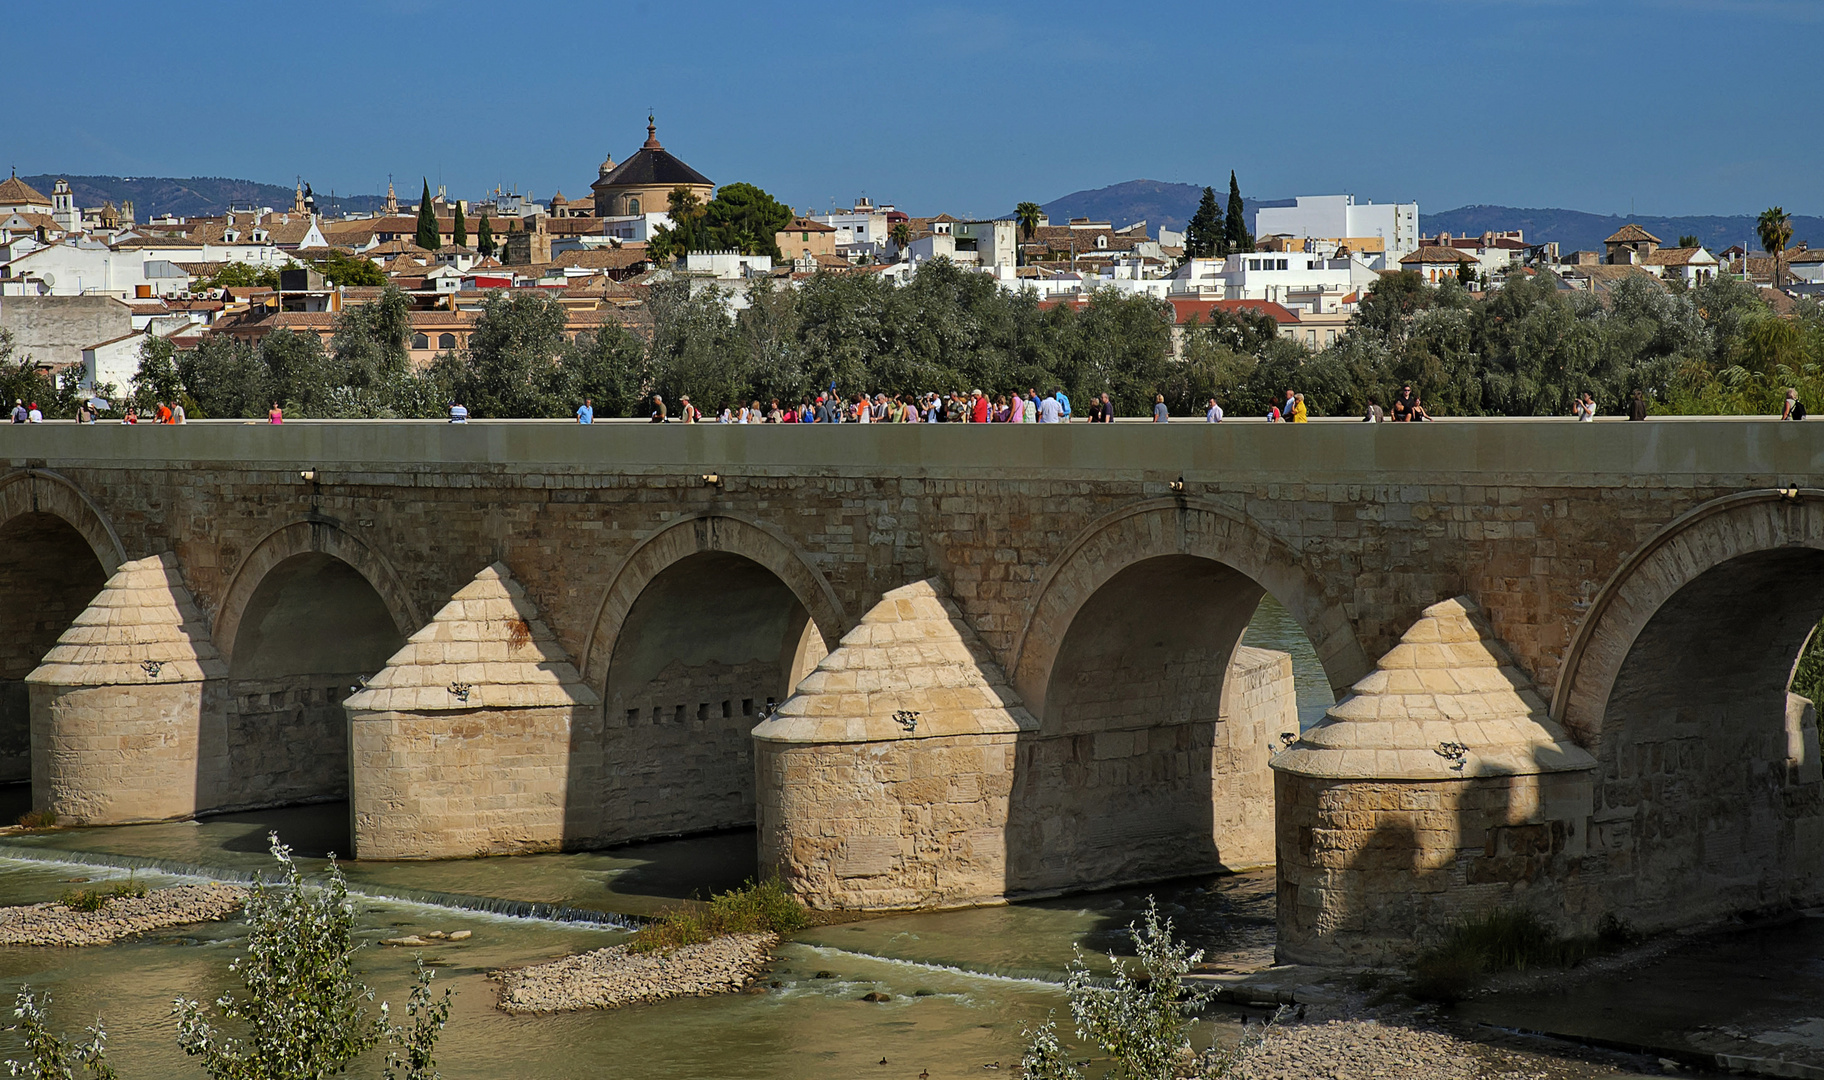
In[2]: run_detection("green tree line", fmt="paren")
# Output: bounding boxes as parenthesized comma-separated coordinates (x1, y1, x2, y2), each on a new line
(95, 262, 1824, 422)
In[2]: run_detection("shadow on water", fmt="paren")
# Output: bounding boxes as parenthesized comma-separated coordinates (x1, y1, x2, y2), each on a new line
(199, 802, 352, 857)
(1459, 914, 1824, 1073)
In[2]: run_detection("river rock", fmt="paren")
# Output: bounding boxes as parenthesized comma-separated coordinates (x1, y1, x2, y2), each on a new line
(0, 884, 246, 947)
(493, 933, 778, 1013)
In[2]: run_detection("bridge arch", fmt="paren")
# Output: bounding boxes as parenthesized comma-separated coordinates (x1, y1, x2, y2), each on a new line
(207, 520, 417, 816)
(583, 513, 846, 843)
(1552, 490, 1824, 928)
(0, 471, 124, 787)
(1002, 500, 1368, 894)
(1009, 499, 1368, 714)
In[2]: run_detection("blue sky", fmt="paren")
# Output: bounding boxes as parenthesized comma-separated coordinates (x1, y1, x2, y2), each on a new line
(6, 0, 1819, 218)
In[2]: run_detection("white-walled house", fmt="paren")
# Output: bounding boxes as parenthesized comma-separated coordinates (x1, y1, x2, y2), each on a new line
(1167, 251, 1380, 306)
(1255, 195, 1420, 263)
(81, 329, 150, 393)
(1642, 245, 1720, 287)
(0, 241, 191, 297)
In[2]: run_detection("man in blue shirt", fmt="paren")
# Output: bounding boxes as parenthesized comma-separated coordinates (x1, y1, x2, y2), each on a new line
(576, 398, 594, 424)
(449, 401, 469, 423)
(1054, 388, 1071, 421)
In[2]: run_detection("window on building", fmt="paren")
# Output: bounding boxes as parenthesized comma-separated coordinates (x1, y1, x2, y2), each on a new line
(1277, 259, 1289, 270)
(801, 232, 809, 241)
(411, 333, 429, 349)
(437, 333, 456, 349)
(1306, 329, 1316, 345)
(628, 198, 641, 215)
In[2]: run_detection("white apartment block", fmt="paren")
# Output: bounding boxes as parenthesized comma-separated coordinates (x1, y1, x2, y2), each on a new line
(1254, 195, 1420, 263)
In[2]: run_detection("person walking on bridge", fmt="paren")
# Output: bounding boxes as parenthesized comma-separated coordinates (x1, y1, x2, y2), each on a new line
(576, 398, 594, 424)
(8, 400, 24, 424)
(649, 394, 668, 423)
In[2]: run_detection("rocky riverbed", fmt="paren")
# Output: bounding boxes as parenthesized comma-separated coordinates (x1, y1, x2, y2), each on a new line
(0, 883, 246, 946)
(494, 933, 778, 1014)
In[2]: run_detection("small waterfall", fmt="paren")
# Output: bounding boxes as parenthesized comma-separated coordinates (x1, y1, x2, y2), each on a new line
(0, 842, 639, 929)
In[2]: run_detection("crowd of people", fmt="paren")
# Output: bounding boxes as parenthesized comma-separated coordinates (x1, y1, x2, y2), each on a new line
(626, 387, 1113, 424)
(10, 397, 186, 424)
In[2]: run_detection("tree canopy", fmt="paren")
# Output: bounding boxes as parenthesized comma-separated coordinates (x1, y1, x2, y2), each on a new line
(415, 179, 440, 250)
(1185, 186, 1224, 259)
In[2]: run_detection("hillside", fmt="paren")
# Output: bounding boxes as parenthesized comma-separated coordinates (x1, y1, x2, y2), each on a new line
(19, 175, 388, 219)
(1030, 179, 1286, 234)
(1032, 180, 1820, 253)
(1423, 204, 1821, 255)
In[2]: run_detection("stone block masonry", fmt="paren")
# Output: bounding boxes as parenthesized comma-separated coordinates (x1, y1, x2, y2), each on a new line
(2, 421, 1822, 959)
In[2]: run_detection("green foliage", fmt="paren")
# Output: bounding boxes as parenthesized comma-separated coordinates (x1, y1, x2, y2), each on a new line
(131, 335, 184, 411)
(1407, 909, 1635, 1002)
(649, 183, 791, 262)
(1021, 899, 1257, 1080)
(4, 988, 116, 1080)
(415, 180, 440, 251)
(438, 289, 570, 417)
(475, 213, 493, 258)
(1015, 202, 1044, 266)
(1677, 234, 1700, 248)
(450, 204, 466, 250)
(58, 880, 147, 913)
(1759, 206, 1793, 286)
(174, 834, 453, 1080)
(1185, 186, 1224, 259)
(15, 810, 56, 830)
(194, 262, 281, 291)
(0, 329, 73, 419)
(175, 835, 386, 1078)
(382, 960, 451, 1080)
(1223, 171, 1252, 255)
(311, 251, 385, 288)
(628, 877, 810, 954)
(703, 182, 793, 259)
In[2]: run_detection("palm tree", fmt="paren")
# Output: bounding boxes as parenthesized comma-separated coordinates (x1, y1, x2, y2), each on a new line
(1758, 206, 1793, 288)
(888, 221, 911, 261)
(1015, 202, 1043, 267)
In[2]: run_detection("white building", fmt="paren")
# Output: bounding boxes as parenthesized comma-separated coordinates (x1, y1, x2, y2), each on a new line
(0, 241, 191, 297)
(1254, 195, 1420, 264)
(905, 220, 1017, 269)
(1167, 251, 1381, 308)
(815, 196, 892, 259)
(593, 212, 673, 243)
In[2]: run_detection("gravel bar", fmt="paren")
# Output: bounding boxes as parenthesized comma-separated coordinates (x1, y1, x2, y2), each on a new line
(0, 884, 247, 946)
(494, 933, 778, 1014)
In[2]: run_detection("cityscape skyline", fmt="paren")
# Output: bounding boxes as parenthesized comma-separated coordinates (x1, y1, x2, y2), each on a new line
(6, 0, 1821, 219)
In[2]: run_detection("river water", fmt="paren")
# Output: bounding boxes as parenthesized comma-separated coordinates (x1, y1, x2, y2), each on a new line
(0, 599, 1334, 1078)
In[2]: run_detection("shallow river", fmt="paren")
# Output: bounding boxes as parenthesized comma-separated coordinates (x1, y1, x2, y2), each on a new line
(0, 600, 1335, 1078)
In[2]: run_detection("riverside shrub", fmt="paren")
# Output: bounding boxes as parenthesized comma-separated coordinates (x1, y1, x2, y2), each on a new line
(628, 877, 810, 954)
(1021, 899, 1260, 1080)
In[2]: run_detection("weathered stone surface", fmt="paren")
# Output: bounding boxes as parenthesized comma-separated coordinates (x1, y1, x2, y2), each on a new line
(1274, 596, 1595, 781)
(0, 422, 1821, 958)
(27, 553, 224, 824)
(756, 582, 1290, 909)
(347, 563, 600, 859)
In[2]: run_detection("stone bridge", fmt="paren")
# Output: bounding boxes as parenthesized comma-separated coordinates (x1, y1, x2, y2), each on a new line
(2, 420, 1820, 963)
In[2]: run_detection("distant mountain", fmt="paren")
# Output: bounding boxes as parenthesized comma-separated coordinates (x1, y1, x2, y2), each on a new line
(1424, 204, 1821, 256)
(19, 175, 389, 219)
(1028, 179, 1288, 235)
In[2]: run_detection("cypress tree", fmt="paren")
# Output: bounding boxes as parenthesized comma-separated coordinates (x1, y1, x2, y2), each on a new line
(415, 179, 440, 250)
(477, 212, 493, 257)
(1224, 171, 1252, 254)
(1185, 186, 1223, 259)
(452, 203, 467, 249)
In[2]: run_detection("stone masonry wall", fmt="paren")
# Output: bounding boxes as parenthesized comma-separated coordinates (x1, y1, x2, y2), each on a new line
(31, 680, 215, 823)
(351, 705, 593, 859)
(209, 674, 358, 811)
(602, 658, 774, 841)
(1274, 769, 1595, 965)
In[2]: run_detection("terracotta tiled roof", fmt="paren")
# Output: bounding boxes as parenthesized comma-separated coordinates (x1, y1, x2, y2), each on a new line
(780, 216, 836, 234)
(1169, 298, 1300, 325)
(0, 175, 51, 207)
(552, 247, 648, 271)
(1642, 247, 1711, 266)
(1400, 245, 1478, 265)
(1604, 223, 1660, 245)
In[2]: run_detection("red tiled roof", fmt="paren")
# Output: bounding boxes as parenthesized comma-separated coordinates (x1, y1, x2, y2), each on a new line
(1168, 298, 1300, 325)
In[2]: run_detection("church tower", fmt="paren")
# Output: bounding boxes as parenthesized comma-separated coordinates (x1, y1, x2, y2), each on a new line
(51, 179, 76, 233)
(385, 178, 398, 215)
